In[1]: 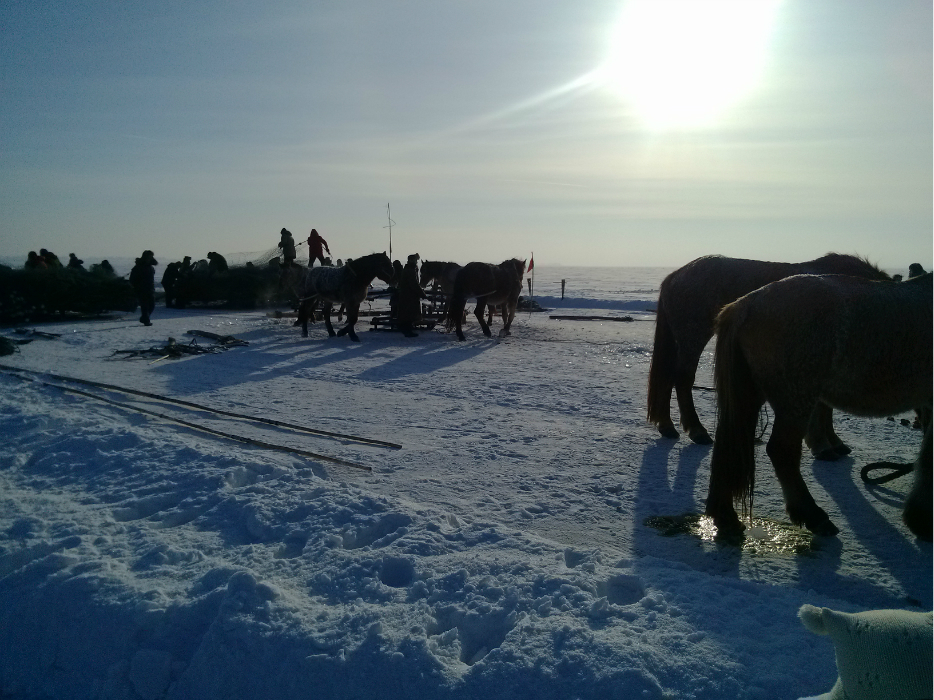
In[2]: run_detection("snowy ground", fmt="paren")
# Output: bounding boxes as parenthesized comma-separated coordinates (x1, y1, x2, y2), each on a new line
(0, 286, 929, 700)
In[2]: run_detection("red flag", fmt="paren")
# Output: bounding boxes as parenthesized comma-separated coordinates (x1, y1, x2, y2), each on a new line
(527, 255, 534, 274)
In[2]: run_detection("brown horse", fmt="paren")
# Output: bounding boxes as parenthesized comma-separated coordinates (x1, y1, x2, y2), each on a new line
(706, 272, 932, 540)
(284, 252, 394, 342)
(449, 259, 526, 341)
(419, 260, 461, 296)
(647, 253, 891, 451)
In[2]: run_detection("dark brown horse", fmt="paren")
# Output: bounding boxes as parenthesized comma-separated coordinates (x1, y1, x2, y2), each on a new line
(647, 253, 891, 451)
(706, 272, 932, 540)
(285, 252, 394, 342)
(449, 259, 526, 341)
(419, 260, 461, 296)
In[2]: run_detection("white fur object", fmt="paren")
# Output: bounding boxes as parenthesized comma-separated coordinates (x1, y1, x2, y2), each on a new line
(797, 604, 933, 700)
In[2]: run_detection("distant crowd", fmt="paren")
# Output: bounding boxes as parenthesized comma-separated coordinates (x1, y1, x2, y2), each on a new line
(23, 248, 116, 276)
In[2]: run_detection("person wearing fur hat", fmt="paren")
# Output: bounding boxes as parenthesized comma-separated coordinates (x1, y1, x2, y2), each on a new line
(129, 250, 158, 326)
(395, 253, 425, 338)
(278, 229, 296, 266)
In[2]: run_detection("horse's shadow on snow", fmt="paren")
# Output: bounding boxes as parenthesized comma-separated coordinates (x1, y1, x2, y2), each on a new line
(632, 433, 929, 609)
(152, 324, 493, 394)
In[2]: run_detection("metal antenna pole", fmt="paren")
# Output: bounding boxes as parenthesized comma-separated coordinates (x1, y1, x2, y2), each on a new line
(384, 203, 395, 260)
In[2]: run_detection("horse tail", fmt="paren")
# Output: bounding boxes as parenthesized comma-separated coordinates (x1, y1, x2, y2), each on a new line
(647, 292, 677, 425)
(709, 300, 762, 517)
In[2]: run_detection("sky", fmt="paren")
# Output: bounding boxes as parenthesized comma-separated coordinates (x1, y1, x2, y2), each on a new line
(1, 0, 931, 268)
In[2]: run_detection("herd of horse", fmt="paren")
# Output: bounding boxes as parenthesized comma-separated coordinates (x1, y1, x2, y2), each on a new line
(650, 254, 931, 543)
(283, 254, 527, 343)
(283, 250, 932, 542)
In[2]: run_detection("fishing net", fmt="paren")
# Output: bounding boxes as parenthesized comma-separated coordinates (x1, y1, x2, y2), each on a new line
(224, 244, 309, 269)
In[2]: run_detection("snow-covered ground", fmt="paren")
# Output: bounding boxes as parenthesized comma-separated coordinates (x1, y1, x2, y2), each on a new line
(0, 266, 929, 700)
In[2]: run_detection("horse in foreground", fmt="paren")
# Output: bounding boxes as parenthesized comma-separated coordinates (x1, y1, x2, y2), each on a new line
(706, 272, 932, 540)
(449, 259, 526, 341)
(647, 253, 890, 450)
(285, 252, 394, 342)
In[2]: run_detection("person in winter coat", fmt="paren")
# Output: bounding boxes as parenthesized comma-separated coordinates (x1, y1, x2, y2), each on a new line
(40, 249, 62, 268)
(307, 229, 331, 267)
(129, 250, 158, 325)
(395, 254, 426, 338)
(161, 261, 181, 308)
(207, 251, 228, 274)
(278, 229, 296, 266)
(24, 251, 47, 269)
(67, 253, 85, 271)
(90, 260, 116, 276)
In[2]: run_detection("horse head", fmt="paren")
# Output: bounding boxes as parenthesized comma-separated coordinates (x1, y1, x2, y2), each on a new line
(501, 258, 527, 280)
(420, 260, 441, 288)
(350, 252, 395, 285)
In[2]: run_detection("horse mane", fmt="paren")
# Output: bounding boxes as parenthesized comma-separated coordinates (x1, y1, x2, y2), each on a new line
(812, 252, 891, 281)
(499, 258, 527, 275)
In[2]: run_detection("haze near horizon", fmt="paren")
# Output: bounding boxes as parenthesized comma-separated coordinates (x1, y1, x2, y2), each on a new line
(1, 0, 930, 269)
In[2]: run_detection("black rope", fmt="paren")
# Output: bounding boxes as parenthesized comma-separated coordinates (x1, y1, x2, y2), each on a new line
(0, 364, 401, 450)
(1, 370, 372, 472)
(860, 461, 913, 484)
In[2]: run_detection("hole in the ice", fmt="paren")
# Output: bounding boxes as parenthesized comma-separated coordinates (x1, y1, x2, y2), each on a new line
(379, 556, 415, 588)
(596, 574, 645, 606)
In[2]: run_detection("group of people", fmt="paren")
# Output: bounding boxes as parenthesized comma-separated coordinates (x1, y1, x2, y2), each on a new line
(278, 228, 332, 268)
(24, 249, 116, 276)
(128, 249, 233, 326)
(159, 252, 229, 309)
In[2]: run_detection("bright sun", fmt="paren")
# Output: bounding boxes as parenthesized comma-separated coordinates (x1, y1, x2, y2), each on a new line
(600, 0, 781, 129)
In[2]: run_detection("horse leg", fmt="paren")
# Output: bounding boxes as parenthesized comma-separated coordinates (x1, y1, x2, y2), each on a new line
(673, 344, 711, 444)
(804, 403, 851, 460)
(903, 420, 932, 541)
(498, 302, 516, 338)
(475, 300, 492, 337)
(299, 300, 309, 337)
(322, 305, 336, 337)
(647, 306, 680, 439)
(767, 412, 839, 536)
(336, 304, 360, 341)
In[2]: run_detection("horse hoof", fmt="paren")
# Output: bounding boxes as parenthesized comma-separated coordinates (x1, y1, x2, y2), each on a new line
(657, 425, 680, 440)
(705, 504, 745, 537)
(808, 518, 840, 537)
(688, 429, 713, 445)
(712, 515, 745, 538)
(813, 448, 841, 462)
(833, 443, 852, 456)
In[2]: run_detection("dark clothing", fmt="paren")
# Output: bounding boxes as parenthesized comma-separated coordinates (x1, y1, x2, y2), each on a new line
(67, 254, 85, 271)
(161, 262, 181, 307)
(24, 252, 47, 269)
(207, 252, 228, 273)
(40, 250, 62, 268)
(395, 261, 425, 335)
(90, 260, 116, 276)
(130, 254, 158, 325)
(279, 230, 296, 264)
(307, 230, 330, 267)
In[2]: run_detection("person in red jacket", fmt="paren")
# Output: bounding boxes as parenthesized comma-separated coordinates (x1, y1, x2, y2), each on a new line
(307, 229, 331, 267)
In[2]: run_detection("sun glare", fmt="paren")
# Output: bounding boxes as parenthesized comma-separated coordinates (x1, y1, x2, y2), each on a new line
(600, 0, 781, 129)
